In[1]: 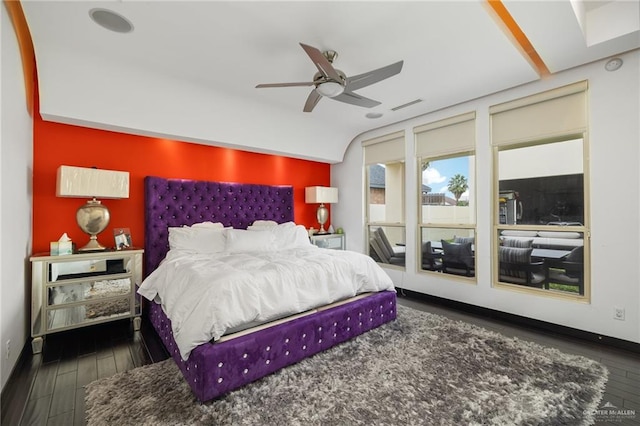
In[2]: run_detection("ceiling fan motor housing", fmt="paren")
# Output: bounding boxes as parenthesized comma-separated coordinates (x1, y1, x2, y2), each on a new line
(313, 70, 346, 85)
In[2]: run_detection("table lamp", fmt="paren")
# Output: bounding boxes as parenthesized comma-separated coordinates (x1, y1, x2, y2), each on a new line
(305, 186, 338, 234)
(56, 165, 130, 251)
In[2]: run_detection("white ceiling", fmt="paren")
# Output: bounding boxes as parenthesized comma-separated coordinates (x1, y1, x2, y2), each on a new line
(21, 0, 640, 163)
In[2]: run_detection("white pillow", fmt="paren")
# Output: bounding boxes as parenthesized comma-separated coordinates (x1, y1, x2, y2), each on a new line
(168, 227, 227, 253)
(225, 229, 274, 253)
(501, 230, 538, 237)
(247, 221, 277, 230)
(189, 221, 224, 229)
(247, 225, 269, 231)
(537, 231, 581, 239)
(250, 220, 278, 227)
(271, 224, 312, 250)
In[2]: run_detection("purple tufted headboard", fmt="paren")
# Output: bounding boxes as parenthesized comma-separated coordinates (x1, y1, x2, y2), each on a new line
(144, 176, 294, 277)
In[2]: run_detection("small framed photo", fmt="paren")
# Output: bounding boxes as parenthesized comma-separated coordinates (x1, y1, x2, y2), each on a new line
(113, 228, 132, 250)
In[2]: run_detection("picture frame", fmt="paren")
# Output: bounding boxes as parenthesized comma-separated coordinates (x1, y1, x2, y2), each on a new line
(113, 227, 132, 250)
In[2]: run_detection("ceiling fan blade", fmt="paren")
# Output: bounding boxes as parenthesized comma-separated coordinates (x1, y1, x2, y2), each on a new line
(299, 43, 343, 83)
(256, 82, 314, 88)
(346, 61, 404, 92)
(333, 91, 381, 108)
(303, 89, 322, 112)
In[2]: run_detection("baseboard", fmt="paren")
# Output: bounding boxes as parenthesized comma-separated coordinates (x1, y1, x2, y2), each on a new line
(396, 287, 640, 354)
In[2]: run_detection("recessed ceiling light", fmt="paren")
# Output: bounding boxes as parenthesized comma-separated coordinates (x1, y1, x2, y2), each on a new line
(365, 112, 383, 119)
(89, 8, 134, 33)
(604, 57, 623, 72)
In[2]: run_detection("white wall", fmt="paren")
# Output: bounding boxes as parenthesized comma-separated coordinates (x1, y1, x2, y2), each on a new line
(1, 3, 34, 391)
(421, 206, 472, 224)
(499, 139, 584, 180)
(333, 50, 640, 345)
(33, 46, 349, 164)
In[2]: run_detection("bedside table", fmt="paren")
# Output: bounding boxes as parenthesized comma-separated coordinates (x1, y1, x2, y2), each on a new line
(310, 233, 345, 250)
(29, 248, 144, 354)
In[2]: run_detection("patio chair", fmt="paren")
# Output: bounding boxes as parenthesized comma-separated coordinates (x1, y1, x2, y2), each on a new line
(441, 240, 475, 277)
(421, 241, 443, 272)
(548, 246, 584, 295)
(374, 228, 406, 258)
(370, 237, 405, 266)
(499, 246, 548, 288)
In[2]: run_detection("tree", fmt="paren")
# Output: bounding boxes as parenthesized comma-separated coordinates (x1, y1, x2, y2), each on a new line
(447, 174, 468, 205)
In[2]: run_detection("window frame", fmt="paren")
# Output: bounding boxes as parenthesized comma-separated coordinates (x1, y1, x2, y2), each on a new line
(417, 152, 477, 279)
(489, 80, 590, 300)
(492, 135, 591, 300)
(363, 132, 406, 270)
(414, 111, 477, 279)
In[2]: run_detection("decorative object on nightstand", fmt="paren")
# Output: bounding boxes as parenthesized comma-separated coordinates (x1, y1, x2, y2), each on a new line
(310, 233, 345, 250)
(114, 227, 132, 250)
(50, 233, 73, 256)
(29, 248, 144, 354)
(56, 165, 130, 251)
(305, 186, 338, 235)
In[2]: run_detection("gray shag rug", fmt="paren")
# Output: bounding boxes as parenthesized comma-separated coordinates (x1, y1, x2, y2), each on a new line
(85, 305, 607, 425)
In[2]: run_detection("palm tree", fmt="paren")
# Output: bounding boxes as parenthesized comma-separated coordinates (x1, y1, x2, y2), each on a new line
(447, 174, 468, 205)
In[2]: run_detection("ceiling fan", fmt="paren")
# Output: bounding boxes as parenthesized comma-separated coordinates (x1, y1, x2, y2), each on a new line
(256, 43, 404, 113)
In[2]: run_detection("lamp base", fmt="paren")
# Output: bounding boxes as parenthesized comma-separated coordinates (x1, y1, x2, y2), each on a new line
(76, 198, 110, 251)
(77, 237, 107, 252)
(316, 203, 329, 235)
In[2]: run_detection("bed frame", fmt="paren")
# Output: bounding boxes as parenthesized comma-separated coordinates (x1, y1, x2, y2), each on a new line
(143, 176, 397, 402)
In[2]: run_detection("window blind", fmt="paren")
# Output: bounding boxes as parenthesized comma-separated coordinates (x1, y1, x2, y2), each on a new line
(363, 131, 405, 165)
(414, 111, 476, 158)
(490, 81, 588, 146)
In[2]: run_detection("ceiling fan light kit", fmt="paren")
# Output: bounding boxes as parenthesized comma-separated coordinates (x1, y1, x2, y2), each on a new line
(316, 81, 344, 97)
(256, 42, 403, 112)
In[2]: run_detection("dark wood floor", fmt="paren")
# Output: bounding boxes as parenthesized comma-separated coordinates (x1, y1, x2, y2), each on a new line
(2, 294, 639, 425)
(1, 318, 169, 426)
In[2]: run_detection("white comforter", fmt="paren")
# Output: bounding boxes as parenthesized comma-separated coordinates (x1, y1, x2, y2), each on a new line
(138, 247, 394, 360)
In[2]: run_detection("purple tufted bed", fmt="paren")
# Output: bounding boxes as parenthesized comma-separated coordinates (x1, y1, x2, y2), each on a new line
(142, 176, 397, 402)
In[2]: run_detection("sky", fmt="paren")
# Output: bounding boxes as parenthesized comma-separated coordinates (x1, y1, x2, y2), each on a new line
(422, 156, 471, 200)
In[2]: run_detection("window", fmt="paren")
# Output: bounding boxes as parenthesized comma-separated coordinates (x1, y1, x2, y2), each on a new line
(491, 81, 589, 298)
(364, 132, 405, 268)
(498, 140, 584, 226)
(415, 112, 476, 278)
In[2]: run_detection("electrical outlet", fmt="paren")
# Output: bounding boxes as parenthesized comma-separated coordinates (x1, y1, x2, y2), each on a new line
(614, 307, 625, 321)
(5, 340, 10, 359)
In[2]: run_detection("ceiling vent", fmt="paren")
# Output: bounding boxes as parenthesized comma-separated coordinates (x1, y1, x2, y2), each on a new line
(391, 99, 423, 111)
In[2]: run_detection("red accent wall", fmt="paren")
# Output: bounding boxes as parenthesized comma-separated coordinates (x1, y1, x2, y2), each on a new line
(32, 116, 330, 253)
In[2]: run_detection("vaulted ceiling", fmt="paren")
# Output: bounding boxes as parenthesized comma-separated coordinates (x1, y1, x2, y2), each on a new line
(21, 1, 640, 163)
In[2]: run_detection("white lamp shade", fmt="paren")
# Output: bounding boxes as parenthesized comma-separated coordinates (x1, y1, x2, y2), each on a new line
(56, 166, 130, 199)
(305, 186, 338, 204)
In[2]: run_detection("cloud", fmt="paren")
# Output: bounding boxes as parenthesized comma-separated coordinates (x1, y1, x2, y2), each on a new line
(423, 167, 447, 186)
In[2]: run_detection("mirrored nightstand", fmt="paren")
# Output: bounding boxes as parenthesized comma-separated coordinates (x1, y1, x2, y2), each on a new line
(310, 233, 345, 250)
(29, 249, 144, 353)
